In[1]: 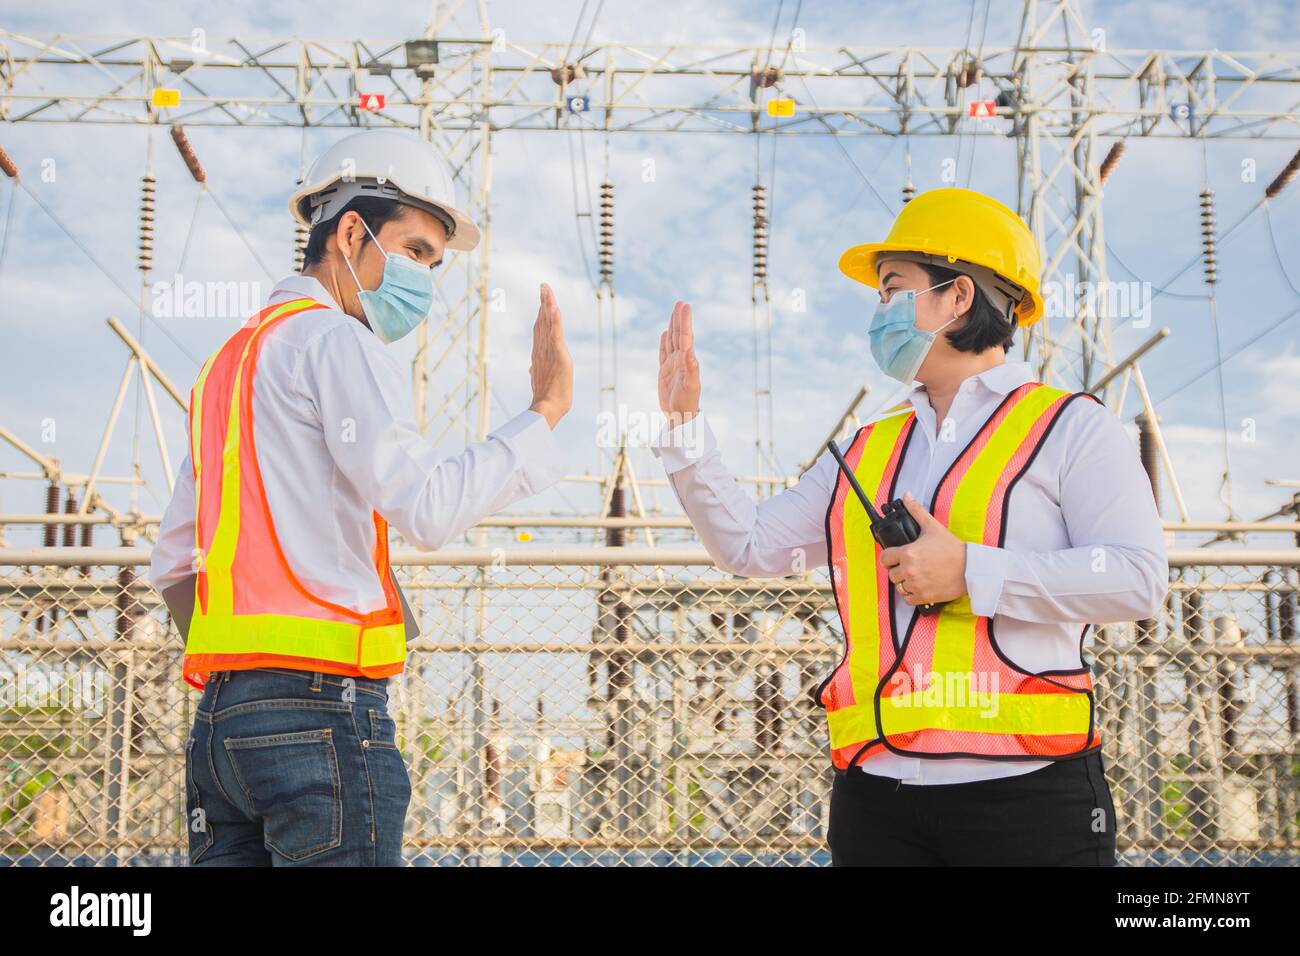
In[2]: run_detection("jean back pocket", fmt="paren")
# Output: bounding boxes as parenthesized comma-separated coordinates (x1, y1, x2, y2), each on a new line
(224, 728, 342, 861)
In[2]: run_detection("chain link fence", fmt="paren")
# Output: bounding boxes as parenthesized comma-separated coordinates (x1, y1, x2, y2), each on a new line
(0, 547, 1296, 866)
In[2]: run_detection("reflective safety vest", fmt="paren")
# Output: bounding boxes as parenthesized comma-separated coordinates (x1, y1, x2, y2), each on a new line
(182, 297, 407, 690)
(815, 381, 1102, 770)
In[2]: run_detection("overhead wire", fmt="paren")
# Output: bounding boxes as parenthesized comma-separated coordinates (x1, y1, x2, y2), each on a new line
(205, 185, 278, 283)
(952, 0, 982, 182)
(131, 128, 156, 517)
(1105, 239, 1207, 300)
(1106, 199, 1265, 339)
(1200, 181, 1236, 518)
(750, 0, 803, 487)
(561, 0, 592, 68)
(576, 0, 606, 60)
(15, 177, 203, 365)
(1143, 299, 1300, 414)
(1100, 152, 1300, 431)
(790, 69, 896, 218)
(559, 0, 607, 299)
(177, 190, 205, 277)
(961, 0, 994, 187)
(576, 123, 602, 270)
(560, 0, 616, 486)
(565, 120, 600, 295)
(0, 176, 14, 284)
(1263, 202, 1300, 298)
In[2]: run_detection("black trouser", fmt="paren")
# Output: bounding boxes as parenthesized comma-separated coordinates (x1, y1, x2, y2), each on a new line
(827, 751, 1117, 866)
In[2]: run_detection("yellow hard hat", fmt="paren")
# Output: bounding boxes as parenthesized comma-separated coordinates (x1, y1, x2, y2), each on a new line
(838, 187, 1045, 326)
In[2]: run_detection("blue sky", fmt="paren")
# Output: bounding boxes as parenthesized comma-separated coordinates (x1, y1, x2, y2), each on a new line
(1, 0, 1298, 547)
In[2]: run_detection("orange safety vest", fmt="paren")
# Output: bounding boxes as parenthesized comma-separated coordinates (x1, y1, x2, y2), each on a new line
(181, 297, 407, 690)
(815, 381, 1102, 770)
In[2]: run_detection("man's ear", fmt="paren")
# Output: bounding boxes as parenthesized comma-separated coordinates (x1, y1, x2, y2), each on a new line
(334, 211, 361, 260)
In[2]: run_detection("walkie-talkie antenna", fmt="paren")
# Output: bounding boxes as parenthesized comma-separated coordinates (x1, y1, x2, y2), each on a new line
(827, 440, 882, 522)
(826, 438, 945, 615)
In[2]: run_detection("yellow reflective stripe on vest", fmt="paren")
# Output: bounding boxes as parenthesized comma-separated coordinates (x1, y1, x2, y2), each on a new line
(189, 351, 218, 489)
(826, 696, 877, 753)
(826, 411, 912, 752)
(202, 332, 258, 617)
(189, 350, 220, 574)
(946, 385, 1069, 544)
(930, 385, 1069, 677)
(196, 298, 327, 619)
(187, 613, 405, 668)
(880, 686, 1092, 735)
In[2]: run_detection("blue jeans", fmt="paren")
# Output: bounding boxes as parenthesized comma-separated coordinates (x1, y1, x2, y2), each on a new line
(184, 667, 411, 866)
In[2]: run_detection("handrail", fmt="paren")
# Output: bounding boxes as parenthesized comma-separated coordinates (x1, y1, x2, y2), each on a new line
(0, 547, 1297, 568)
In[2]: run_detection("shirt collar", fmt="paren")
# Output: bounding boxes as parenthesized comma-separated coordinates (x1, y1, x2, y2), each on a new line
(268, 273, 343, 313)
(909, 360, 1035, 405)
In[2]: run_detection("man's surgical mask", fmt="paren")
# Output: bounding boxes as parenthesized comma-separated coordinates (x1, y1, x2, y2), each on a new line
(341, 217, 435, 345)
(867, 278, 957, 385)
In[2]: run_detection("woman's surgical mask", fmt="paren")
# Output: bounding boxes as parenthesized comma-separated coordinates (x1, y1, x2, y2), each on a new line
(341, 216, 435, 344)
(867, 278, 958, 385)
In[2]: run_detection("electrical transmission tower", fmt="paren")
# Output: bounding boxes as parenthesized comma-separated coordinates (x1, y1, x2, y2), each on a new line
(2, 0, 1299, 472)
(2, 0, 1300, 865)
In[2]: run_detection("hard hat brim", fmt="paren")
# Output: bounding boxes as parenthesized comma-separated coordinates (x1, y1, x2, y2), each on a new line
(288, 175, 481, 252)
(839, 241, 1043, 326)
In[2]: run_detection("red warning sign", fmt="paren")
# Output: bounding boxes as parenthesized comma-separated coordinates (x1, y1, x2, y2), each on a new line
(968, 100, 997, 118)
(359, 93, 387, 111)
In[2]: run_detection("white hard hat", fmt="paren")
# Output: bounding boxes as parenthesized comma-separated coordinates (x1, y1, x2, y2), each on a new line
(289, 129, 481, 252)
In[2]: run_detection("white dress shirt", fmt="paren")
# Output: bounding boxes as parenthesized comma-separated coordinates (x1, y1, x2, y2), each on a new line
(651, 361, 1168, 785)
(150, 274, 567, 615)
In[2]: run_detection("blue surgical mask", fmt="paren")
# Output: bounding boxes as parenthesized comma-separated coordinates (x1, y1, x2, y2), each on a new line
(867, 278, 957, 384)
(341, 217, 435, 344)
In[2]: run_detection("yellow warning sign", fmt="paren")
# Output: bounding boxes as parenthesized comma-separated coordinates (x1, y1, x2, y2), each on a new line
(766, 98, 795, 117)
(152, 88, 181, 108)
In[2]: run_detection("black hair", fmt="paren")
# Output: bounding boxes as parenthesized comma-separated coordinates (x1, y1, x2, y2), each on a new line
(302, 197, 409, 268)
(918, 262, 1017, 354)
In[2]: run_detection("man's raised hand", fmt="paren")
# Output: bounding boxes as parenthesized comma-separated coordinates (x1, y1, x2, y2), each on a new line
(529, 283, 573, 429)
(658, 300, 701, 428)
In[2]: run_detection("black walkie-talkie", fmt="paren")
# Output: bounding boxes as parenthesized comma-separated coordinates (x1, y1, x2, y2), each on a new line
(827, 440, 945, 616)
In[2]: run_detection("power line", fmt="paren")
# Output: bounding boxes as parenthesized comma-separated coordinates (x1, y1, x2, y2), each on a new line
(561, 0, 591, 68)
(760, 0, 787, 77)
(176, 190, 205, 277)
(961, 0, 993, 188)
(17, 179, 203, 365)
(1108, 200, 1265, 338)
(565, 116, 600, 295)
(576, 0, 606, 61)
(1105, 239, 1206, 300)
(1264, 202, 1300, 298)
(789, 71, 896, 218)
(205, 184, 278, 283)
(0, 179, 15, 288)
(1144, 300, 1300, 414)
(953, 0, 982, 180)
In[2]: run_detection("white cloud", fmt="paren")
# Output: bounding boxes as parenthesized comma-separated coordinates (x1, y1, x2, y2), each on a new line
(1, 0, 1297, 537)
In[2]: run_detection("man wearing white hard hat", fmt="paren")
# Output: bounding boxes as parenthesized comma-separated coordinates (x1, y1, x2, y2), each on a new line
(149, 129, 574, 866)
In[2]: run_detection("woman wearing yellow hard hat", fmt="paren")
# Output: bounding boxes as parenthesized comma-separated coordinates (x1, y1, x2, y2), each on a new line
(653, 187, 1167, 866)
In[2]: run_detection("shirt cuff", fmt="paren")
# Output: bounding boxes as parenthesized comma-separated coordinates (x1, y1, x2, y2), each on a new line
(649, 412, 716, 475)
(489, 409, 566, 494)
(964, 543, 1010, 617)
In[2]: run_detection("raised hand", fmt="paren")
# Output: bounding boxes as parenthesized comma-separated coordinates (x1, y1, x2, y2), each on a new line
(528, 283, 573, 429)
(658, 300, 701, 427)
